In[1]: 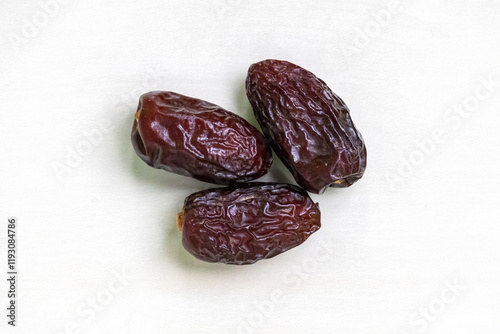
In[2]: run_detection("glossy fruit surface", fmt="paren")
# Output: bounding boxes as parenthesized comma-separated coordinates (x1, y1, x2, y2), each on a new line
(246, 59, 367, 194)
(132, 91, 272, 184)
(177, 183, 321, 265)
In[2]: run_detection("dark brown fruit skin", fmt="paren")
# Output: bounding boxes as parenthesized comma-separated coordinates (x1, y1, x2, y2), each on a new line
(246, 59, 367, 194)
(131, 91, 273, 185)
(178, 183, 321, 265)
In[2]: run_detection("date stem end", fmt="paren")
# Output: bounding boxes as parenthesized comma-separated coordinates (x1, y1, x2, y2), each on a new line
(176, 208, 184, 231)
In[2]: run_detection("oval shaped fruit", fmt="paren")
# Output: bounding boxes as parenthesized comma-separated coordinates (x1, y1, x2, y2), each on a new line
(177, 183, 321, 265)
(131, 91, 273, 185)
(246, 59, 367, 194)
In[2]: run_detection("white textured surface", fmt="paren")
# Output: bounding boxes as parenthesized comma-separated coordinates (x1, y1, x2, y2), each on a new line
(1, 1, 500, 333)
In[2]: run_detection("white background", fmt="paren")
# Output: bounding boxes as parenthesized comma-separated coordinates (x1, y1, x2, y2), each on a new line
(1, 1, 500, 333)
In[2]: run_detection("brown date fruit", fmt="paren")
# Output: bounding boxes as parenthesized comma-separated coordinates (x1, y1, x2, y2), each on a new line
(246, 59, 367, 194)
(131, 91, 273, 185)
(177, 183, 321, 265)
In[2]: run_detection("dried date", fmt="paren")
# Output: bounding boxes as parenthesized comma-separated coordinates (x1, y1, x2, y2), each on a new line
(246, 60, 367, 194)
(177, 183, 321, 265)
(131, 91, 273, 185)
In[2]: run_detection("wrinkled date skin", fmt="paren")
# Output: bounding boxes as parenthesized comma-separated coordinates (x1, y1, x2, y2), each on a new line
(177, 183, 321, 265)
(132, 91, 272, 185)
(246, 60, 367, 194)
